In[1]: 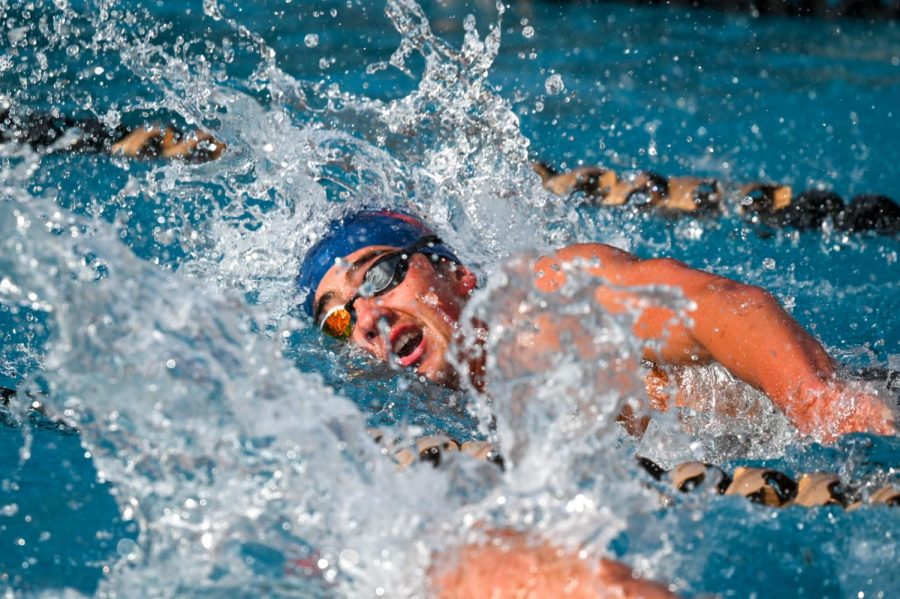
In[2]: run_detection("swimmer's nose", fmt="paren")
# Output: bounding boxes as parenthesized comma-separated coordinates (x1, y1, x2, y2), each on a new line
(352, 298, 395, 358)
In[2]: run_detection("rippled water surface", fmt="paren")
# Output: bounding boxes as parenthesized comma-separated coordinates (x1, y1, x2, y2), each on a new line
(1, 0, 899, 597)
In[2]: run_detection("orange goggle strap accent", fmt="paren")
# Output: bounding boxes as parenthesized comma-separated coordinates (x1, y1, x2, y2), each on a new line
(320, 305, 353, 339)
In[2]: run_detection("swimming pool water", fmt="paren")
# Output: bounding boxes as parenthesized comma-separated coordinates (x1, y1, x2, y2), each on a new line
(1, 0, 899, 596)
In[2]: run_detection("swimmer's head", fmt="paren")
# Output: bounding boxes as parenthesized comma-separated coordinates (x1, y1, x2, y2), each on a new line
(298, 209, 478, 386)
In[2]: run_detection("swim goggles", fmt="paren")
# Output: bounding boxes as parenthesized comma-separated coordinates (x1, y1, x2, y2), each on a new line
(318, 235, 444, 340)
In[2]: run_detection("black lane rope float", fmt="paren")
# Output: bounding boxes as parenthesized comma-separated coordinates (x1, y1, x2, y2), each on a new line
(533, 162, 900, 235)
(0, 105, 225, 163)
(371, 429, 900, 510)
(2, 105, 897, 235)
(3, 387, 896, 510)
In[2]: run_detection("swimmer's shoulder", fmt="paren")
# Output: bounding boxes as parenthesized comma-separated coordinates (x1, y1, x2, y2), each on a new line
(533, 242, 637, 292)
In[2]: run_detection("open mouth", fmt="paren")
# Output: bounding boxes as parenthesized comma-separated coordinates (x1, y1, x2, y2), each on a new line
(391, 325, 426, 367)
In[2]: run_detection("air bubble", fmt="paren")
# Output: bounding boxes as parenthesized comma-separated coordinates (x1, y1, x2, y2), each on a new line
(117, 538, 140, 560)
(304, 34, 319, 48)
(545, 73, 564, 95)
(522, 26, 534, 39)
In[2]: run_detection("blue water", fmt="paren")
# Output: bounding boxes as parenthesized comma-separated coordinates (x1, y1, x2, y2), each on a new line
(1, 1, 899, 597)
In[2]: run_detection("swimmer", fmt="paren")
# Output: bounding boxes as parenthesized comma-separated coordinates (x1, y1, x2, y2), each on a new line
(297, 208, 895, 595)
(298, 208, 895, 441)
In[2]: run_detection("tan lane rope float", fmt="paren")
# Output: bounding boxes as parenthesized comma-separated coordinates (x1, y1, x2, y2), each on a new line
(0, 107, 225, 164)
(666, 462, 899, 510)
(532, 161, 790, 215)
(531, 161, 900, 234)
(367, 429, 504, 470)
(370, 429, 900, 510)
(3, 390, 895, 510)
(109, 125, 225, 163)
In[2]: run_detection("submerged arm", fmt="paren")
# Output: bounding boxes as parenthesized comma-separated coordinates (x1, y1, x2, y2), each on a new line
(431, 530, 674, 599)
(534, 243, 895, 439)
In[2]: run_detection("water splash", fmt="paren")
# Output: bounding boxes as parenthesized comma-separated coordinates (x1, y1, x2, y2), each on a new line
(2, 0, 900, 596)
(0, 1, 595, 594)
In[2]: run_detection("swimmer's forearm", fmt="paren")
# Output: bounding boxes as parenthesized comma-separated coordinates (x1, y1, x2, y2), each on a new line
(621, 256, 839, 416)
(535, 244, 847, 432)
(636, 265, 894, 438)
(535, 245, 830, 394)
(684, 279, 835, 410)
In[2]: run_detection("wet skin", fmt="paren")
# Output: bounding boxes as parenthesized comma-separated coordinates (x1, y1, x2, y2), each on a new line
(314, 242, 896, 441)
(313, 245, 478, 387)
(431, 530, 674, 599)
(314, 241, 896, 597)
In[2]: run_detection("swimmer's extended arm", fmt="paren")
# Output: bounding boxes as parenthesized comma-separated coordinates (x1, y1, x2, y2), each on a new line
(533, 243, 896, 440)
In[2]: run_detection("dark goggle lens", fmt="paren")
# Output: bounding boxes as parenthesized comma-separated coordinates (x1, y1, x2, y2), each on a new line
(321, 306, 354, 339)
(362, 253, 405, 295)
(319, 237, 438, 341)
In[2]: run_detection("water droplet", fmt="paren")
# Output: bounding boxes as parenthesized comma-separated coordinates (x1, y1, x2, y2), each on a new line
(117, 538, 140, 560)
(203, 0, 223, 20)
(545, 73, 564, 95)
(339, 548, 359, 567)
(304, 34, 319, 48)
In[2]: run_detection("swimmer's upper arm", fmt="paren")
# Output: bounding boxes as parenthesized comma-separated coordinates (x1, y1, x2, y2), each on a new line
(534, 242, 723, 297)
(534, 244, 795, 366)
(533, 243, 640, 292)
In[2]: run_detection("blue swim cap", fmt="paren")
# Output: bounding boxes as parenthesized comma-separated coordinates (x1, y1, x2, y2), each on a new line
(297, 209, 460, 316)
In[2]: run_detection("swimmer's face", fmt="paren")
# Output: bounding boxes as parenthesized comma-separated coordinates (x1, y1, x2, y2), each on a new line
(313, 245, 477, 387)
